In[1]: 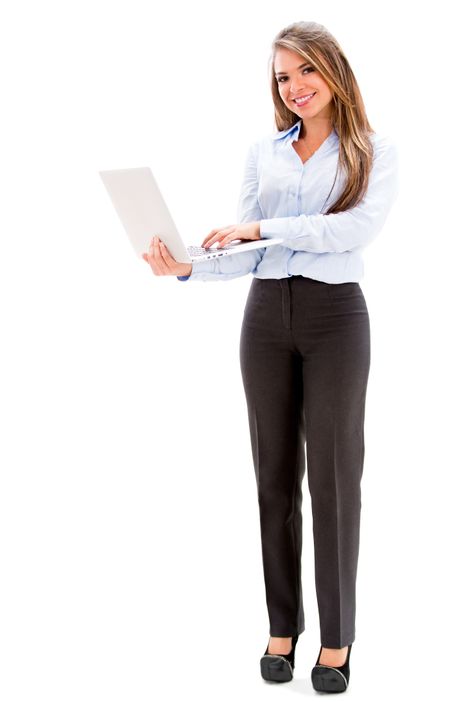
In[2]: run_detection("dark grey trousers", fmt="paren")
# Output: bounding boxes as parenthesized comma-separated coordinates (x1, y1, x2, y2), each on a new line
(239, 274, 371, 648)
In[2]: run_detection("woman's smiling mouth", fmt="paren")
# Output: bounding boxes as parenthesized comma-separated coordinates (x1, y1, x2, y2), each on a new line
(293, 92, 316, 106)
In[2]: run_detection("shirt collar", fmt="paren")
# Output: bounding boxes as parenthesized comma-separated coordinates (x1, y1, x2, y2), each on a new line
(272, 119, 302, 140)
(272, 120, 338, 144)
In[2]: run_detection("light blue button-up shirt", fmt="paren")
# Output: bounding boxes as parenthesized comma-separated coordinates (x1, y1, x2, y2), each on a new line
(177, 118, 399, 283)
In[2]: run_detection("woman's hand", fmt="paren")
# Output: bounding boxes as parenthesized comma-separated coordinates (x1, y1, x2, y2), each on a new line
(201, 221, 261, 248)
(142, 236, 193, 277)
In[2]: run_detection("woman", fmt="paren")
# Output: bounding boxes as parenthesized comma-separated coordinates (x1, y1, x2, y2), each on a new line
(143, 20, 399, 694)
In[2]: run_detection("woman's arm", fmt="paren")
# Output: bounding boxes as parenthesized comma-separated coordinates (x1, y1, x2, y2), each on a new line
(259, 136, 399, 253)
(177, 142, 264, 282)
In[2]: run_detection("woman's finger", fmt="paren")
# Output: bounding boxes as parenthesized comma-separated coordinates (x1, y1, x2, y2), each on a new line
(201, 232, 217, 248)
(202, 225, 235, 248)
(148, 236, 163, 275)
(217, 236, 241, 248)
(147, 236, 156, 261)
(158, 241, 176, 273)
(215, 227, 238, 247)
(152, 238, 170, 275)
(145, 252, 159, 276)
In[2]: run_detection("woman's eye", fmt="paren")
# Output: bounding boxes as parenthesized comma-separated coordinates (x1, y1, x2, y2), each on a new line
(277, 67, 314, 83)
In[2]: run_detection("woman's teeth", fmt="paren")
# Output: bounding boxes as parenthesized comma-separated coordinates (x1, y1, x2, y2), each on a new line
(293, 92, 316, 105)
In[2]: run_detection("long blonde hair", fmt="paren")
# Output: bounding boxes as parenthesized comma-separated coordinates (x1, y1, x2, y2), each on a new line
(268, 21, 375, 214)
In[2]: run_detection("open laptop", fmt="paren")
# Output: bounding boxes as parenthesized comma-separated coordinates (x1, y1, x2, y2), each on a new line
(98, 166, 284, 263)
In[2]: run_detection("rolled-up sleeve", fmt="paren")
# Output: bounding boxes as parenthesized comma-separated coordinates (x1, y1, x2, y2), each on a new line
(177, 141, 264, 282)
(259, 137, 399, 253)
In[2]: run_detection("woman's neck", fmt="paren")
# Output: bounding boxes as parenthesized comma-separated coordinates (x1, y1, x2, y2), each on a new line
(300, 119, 333, 145)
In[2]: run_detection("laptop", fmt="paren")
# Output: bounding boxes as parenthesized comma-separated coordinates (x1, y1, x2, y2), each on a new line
(98, 166, 284, 263)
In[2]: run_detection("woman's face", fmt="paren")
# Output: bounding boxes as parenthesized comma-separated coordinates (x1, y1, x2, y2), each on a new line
(274, 47, 333, 121)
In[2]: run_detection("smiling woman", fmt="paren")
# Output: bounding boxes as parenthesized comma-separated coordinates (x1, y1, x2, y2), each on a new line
(148, 19, 399, 694)
(170, 24, 394, 283)
(274, 51, 334, 138)
(273, 49, 335, 164)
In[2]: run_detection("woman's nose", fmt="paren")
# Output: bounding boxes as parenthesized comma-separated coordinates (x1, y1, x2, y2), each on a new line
(290, 79, 305, 94)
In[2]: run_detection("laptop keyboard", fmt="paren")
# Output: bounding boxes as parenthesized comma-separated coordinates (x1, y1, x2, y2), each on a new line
(188, 245, 222, 257)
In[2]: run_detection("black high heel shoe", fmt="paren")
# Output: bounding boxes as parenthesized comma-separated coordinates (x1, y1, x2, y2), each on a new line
(260, 633, 299, 683)
(311, 643, 352, 693)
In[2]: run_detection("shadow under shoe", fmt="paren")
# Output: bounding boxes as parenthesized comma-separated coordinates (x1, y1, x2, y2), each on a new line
(311, 643, 352, 693)
(260, 634, 300, 683)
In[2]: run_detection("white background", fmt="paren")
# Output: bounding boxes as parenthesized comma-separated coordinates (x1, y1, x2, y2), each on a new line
(1, 1, 449, 699)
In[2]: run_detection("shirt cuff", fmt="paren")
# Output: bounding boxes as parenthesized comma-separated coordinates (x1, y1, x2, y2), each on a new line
(176, 258, 217, 281)
(259, 219, 290, 239)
